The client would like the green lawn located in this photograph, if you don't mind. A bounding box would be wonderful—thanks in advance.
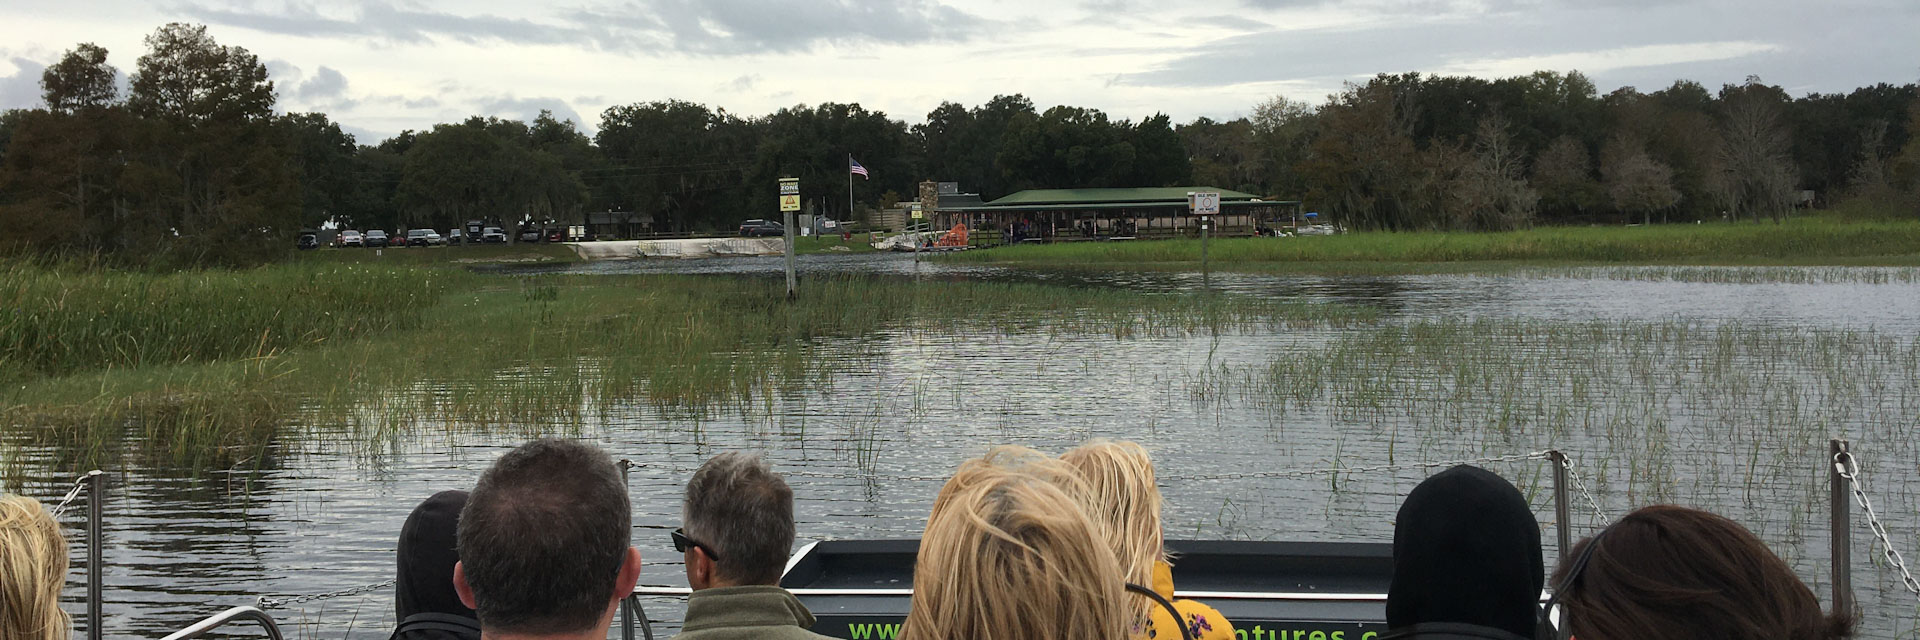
[941,219,1920,267]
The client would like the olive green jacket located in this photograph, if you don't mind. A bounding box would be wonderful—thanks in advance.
[671,585,838,640]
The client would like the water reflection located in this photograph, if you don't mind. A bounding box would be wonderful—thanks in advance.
[490,253,1920,329]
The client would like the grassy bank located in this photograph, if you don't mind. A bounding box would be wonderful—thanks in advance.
[942,219,1920,267]
[1,263,1371,470]
[298,243,581,265]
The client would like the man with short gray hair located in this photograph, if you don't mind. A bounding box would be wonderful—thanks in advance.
[671,452,833,640]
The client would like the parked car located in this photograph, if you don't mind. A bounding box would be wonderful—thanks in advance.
[406,228,443,247]
[739,219,784,237]
[365,229,390,248]
[519,227,544,243]
[445,228,465,245]
[481,227,507,243]
[339,230,364,247]
[546,229,565,243]
[297,232,320,250]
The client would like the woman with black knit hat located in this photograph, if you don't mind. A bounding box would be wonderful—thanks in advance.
[1382,465,1545,640]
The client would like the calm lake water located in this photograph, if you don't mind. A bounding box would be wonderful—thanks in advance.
[15,253,1920,639]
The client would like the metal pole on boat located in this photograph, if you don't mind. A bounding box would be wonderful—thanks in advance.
[1549,451,1570,562]
[617,459,634,640]
[1830,439,1855,617]
[86,470,106,640]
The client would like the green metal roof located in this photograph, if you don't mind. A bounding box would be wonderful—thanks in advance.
[985,187,1261,206]
[939,200,1294,213]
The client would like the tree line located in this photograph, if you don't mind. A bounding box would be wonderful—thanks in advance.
[2,23,1918,266]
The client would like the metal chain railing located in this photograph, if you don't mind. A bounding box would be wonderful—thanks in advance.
[256,579,395,610]
[1156,450,1556,483]
[1833,450,1920,601]
[1560,455,1611,525]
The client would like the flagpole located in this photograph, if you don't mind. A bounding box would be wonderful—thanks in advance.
[847,153,854,224]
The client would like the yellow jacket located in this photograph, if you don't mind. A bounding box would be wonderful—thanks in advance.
[1142,561,1235,640]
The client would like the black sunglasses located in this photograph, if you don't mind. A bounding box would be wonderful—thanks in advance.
[671,528,720,561]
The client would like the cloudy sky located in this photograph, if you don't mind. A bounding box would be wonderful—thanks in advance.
[2,0,1915,143]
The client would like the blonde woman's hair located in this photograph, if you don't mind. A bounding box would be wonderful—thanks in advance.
[900,449,1130,640]
[1,495,69,640]
[1060,439,1167,626]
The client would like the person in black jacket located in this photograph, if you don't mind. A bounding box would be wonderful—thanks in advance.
[390,490,480,640]
[1382,466,1544,640]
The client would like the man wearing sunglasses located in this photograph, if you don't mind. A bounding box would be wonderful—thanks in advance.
[672,452,834,640]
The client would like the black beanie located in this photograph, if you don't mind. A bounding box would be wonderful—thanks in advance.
[396,490,477,622]
[1385,465,1544,638]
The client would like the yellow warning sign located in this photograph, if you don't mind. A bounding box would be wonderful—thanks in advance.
[780,195,801,212]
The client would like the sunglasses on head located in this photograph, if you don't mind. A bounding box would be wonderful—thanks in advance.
[671,527,720,561]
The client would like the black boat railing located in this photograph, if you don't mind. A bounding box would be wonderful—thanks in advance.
[158,606,286,640]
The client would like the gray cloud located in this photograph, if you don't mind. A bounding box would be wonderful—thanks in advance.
[567,0,988,54]
[178,2,579,47]
[299,66,348,100]
[1191,15,1272,31]
[0,57,45,110]
[479,95,590,133]
[177,0,986,55]
[265,59,303,86]
[1126,1,1919,96]
[719,74,760,92]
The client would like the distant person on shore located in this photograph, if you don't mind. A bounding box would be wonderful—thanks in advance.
[899,447,1129,640]
[1061,440,1235,640]
[1549,505,1854,640]
[390,490,479,640]
[1,494,68,640]
[671,452,833,640]
[1381,465,1543,640]
[452,439,641,640]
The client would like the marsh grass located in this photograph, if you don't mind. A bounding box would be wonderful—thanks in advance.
[1211,316,1920,554]
[0,261,458,379]
[1511,265,1920,284]
[943,219,1920,266]
[2,269,1380,469]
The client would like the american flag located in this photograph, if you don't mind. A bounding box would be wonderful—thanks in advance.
[849,157,870,179]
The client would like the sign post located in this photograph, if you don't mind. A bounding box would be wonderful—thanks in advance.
[780,178,801,299]
[1190,191,1219,285]
[911,205,925,261]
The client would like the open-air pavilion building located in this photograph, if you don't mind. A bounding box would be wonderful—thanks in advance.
[927,186,1301,243]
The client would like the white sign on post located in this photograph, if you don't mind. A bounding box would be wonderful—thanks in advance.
[779,178,801,212]
[1190,191,1221,216]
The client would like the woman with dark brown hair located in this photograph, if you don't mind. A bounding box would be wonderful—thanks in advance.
[1550,505,1854,640]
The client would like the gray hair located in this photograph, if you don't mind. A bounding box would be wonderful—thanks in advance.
[459,439,631,633]
[683,452,795,585]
